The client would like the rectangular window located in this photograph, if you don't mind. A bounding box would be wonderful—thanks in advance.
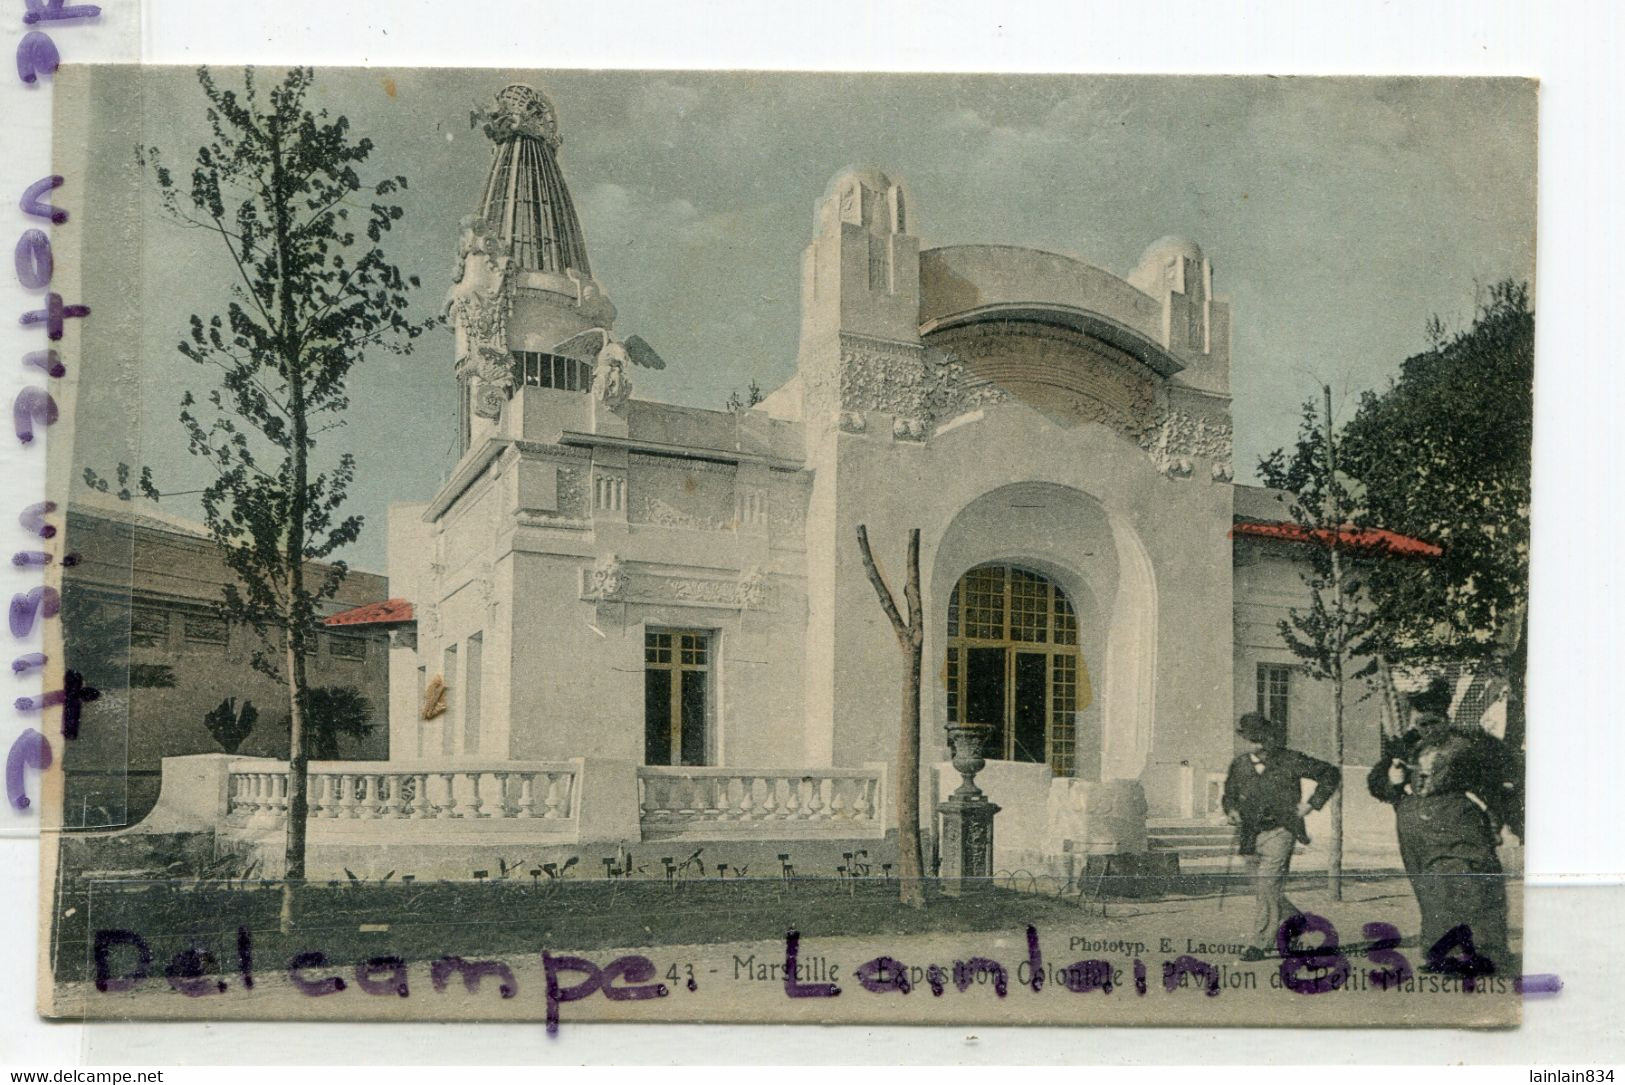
[130,607,169,648]
[183,613,227,645]
[644,629,711,766]
[1257,662,1292,728]
[464,633,483,755]
[328,635,367,661]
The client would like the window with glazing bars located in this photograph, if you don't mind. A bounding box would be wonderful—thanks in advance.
[1256,662,1292,728]
[644,630,711,766]
[512,350,594,391]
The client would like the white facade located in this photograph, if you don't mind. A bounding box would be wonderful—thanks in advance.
[200,83,1399,878]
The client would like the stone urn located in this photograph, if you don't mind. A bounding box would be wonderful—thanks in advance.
[938,722,1000,892]
[945,721,995,803]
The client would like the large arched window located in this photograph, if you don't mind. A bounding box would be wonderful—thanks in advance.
[945,564,1091,776]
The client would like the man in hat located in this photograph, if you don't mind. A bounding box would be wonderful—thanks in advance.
[1368,710,1513,974]
[1222,712,1341,961]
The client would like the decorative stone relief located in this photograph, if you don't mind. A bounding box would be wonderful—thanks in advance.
[580,563,776,610]
[892,416,927,441]
[628,454,736,531]
[588,553,628,601]
[925,322,1156,441]
[1138,393,1234,481]
[446,215,516,391]
[838,334,929,418]
[737,566,770,609]
[473,384,507,420]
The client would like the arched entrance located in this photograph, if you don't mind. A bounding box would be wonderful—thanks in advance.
[945,563,1093,776]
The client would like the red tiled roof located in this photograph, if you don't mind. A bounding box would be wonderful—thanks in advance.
[324,598,414,627]
[1230,521,1442,559]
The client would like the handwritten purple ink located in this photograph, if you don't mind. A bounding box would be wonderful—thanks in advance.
[355,955,409,998]
[92,929,151,992]
[855,956,912,995]
[19,501,56,539]
[23,0,103,24]
[1515,973,1562,996]
[783,931,840,998]
[19,293,88,339]
[430,956,517,999]
[953,957,1009,997]
[15,31,59,85]
[20,177,67,223]
[13,387,57,444]
[287,951,347,996]
[23,350,64,377]
[6,727,50,809]
[14,228,51,289]
[1025,925,1044,993]
[164,946,227,997]
[11,652,46,674]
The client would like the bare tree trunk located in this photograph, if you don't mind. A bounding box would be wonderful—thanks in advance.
[1329,678,1345,901]
[280,635,310,933]
[1324,385,1345,901]
[856,525,926,908]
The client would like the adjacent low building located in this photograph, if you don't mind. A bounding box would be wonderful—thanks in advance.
[62,493,391,828]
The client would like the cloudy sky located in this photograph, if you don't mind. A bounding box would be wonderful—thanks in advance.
[71,67,1535,571]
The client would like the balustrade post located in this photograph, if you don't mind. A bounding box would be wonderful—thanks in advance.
[412,773,434,819]
[436,772,460,818]
[516,773,537,818]
[340,774,361,818]
[468,772,489,818]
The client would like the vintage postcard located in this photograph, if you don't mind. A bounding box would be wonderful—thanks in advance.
[34,66,1535,1029]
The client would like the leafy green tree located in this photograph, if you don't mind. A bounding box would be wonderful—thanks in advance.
[117,67,429,928]
[1258,389,1380,900]
[1340,281,1533,751]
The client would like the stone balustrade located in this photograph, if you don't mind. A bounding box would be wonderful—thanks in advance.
[637,765,887,840]
[227,761,578,825]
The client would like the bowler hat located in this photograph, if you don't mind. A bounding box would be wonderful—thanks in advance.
[1236,712,1278,742]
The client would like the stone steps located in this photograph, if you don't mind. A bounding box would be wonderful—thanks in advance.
[1146,819,1238,871]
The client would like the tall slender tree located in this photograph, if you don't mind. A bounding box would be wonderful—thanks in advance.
[856,525,927,908]
[127,67,429,928]
[1258,389,1378,900]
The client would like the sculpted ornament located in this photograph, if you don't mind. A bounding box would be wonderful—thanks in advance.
[737,566,771,609]
[892,416,927,441]
[446,215,516,390]
[589,553,628,600]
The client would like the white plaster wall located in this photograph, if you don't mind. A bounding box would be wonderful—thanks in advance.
[802,399,1236,819]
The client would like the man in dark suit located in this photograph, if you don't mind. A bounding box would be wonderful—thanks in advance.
[1368,711,1513,973]
[1222,712,1341,961]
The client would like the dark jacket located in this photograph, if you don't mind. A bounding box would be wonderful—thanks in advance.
[1222,747,1341,855]
[1368,726,1519,839]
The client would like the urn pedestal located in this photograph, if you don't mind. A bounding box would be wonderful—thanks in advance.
[937,722,1000,896]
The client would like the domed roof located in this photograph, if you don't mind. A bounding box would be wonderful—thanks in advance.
[823,165,895,199]
[1139,235,1204,265]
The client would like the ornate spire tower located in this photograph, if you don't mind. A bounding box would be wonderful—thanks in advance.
[446,83,615,451]
[477,84,593,277]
